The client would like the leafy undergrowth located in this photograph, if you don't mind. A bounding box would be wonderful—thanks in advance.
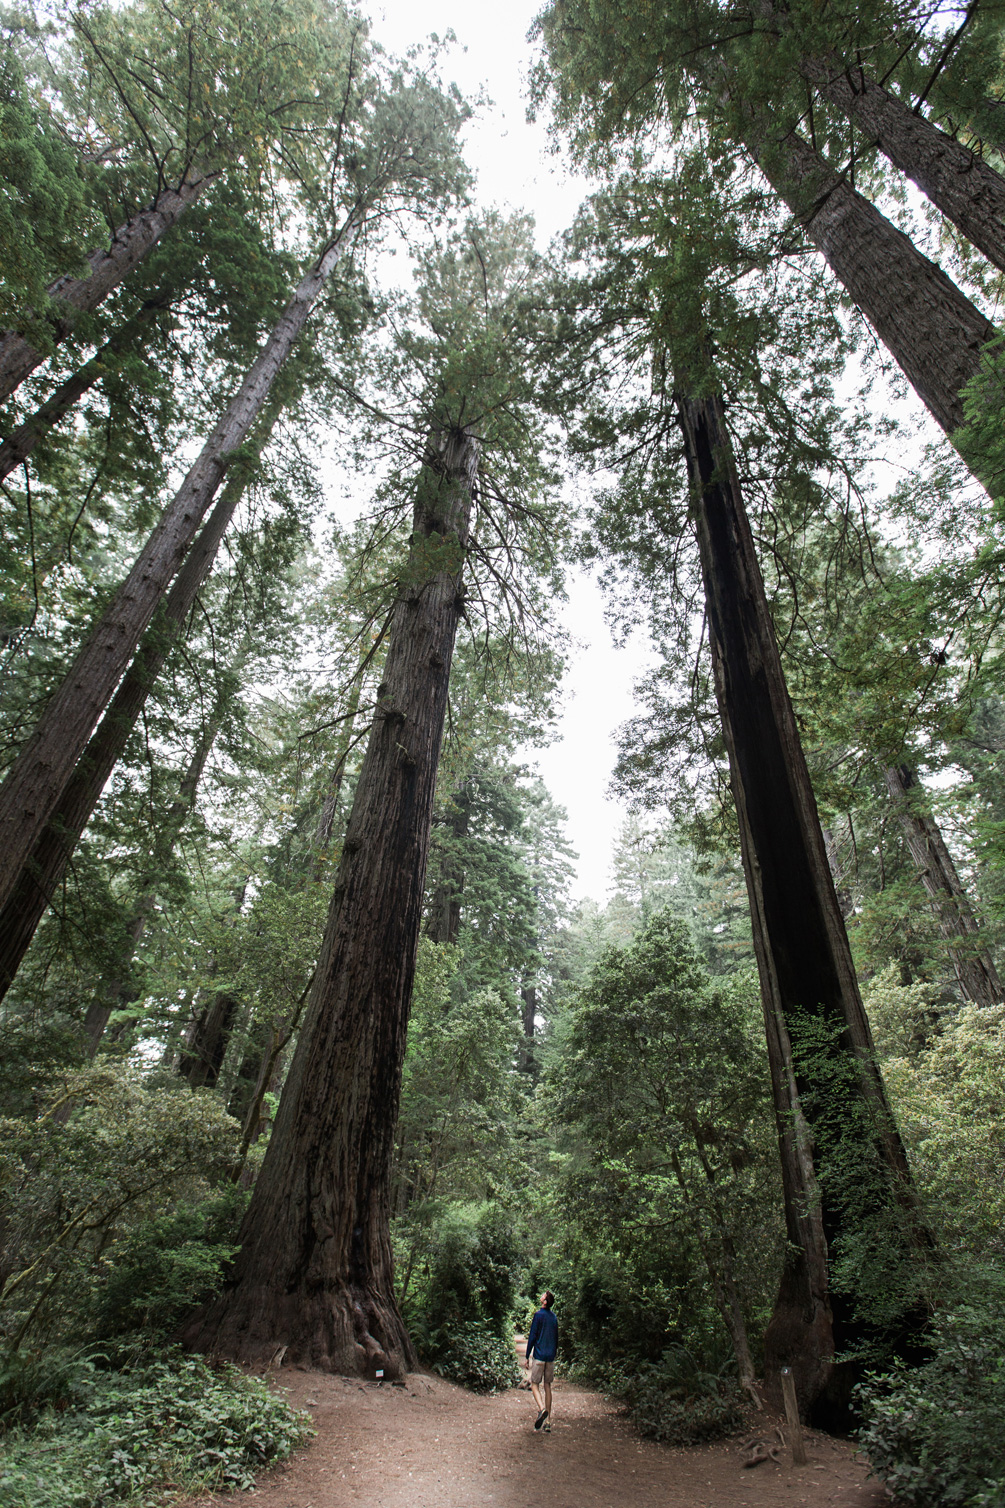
[581,1346,746,1446]
[0,1351,313,1508]
[856,1301,1005,1508]
[431,1320,522,1394]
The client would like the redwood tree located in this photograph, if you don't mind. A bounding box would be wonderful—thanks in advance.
[676,378,926,1420]
[183,212,561,1374]
[183,423,479,1373]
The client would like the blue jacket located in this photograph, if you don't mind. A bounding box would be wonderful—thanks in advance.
[526,1306,558,1362]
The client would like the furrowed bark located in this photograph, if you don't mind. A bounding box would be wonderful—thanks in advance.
[0,296,171,482]
[182,424,478,1378]
[0,229,353,917]
[801,60,1005,274]
[741,119,994,438]
[676,383,925,1423]
[0,469,249,1008]
[886,762,1003,1006]
[0,177,212,403]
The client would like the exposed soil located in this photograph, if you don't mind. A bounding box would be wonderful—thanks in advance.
[189,1339,889,1508]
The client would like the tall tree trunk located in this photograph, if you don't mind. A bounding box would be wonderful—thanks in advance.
[0,176,213,403]
[426,782,471,944]
[229,973,314,1184]
[0,227,353,916]
[178,992,241,1088]
[676,383,926,1423]
[800,59,1005,274]
[182,424,478,1377]
[519,981,537,1076]
[822,824,854,919]
[885,762,1003,1005]
[312,680,363,873]
[0,295,172,482]
[739,115,994,439]
[0,453,259,1006]
[82,696,229,1054]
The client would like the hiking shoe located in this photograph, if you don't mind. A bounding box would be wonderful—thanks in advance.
[542,1420,552,1432]
[534,1409,548,1430]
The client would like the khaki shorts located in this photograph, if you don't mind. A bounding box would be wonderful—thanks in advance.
[530,1358,554,1385]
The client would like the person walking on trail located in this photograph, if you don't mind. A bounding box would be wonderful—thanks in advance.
[525,1290,558,1432]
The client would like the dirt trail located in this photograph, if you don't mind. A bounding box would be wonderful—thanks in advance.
[190,1339,888,1508]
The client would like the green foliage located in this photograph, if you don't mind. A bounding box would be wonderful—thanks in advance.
[552,911,781,1372]
[0,1063,239,1346]
[0,1352,313,1506]
[433,1320,521,1395]
[857,1299,1005,1508]
[91,1189,247,1340]
[401,1202,524,1393]
[599,1348,745,1446]
[878,1001,1005,1259]
[0,42,90,337]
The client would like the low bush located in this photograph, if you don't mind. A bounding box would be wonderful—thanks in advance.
[592,1346,745,1447]
[857,1302,1005,1508]
[433,1320,521,1394]
[0,1351,312,1507]
[91,1190,247,1340]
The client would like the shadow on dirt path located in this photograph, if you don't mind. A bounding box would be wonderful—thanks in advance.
[188,1346,889,1508]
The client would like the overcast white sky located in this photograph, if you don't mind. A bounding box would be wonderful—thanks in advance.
[352,0,651,902]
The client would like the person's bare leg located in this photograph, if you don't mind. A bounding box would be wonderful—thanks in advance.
[531,1377,545,1412]
[544,1379,552,1417]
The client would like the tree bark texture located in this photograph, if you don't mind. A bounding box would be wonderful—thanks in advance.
[801,60,1005,274]
[181,425,478,1377]
[0,177,212,404]
[0,470,246,1006]
[677,385,923,1422]
[885,763,1003,1006]
[0,232,350,918]
[0,296,171,482]
[741,117,993,438]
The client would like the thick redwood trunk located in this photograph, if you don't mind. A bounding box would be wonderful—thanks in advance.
[181,425,478,1377]
[0,232,351,916]
[677,385,924,1422]
[0,296,171,482]
[0,467,248,1006]
[885,763,1003,1005]
[0,177,211,403]
[740,117,993,438]
[801,60,1005,274]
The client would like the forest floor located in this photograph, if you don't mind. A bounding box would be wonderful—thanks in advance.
[187,1339,890,1508]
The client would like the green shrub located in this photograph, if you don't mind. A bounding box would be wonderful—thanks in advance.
[857,1303,1005,1508]
[434,1320,521,1393]
[0,1348,102,1429]
[0,1351,312,1507]
[400,1201,525,1392]
[91,1190,247,1340]
[594,1346,745,1446]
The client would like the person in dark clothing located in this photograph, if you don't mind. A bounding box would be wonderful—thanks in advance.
[525,1290,558,1430]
